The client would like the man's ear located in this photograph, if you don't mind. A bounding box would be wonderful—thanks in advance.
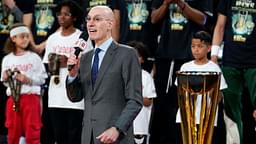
[107,18,114,29]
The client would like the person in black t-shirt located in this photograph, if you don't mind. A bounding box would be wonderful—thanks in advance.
[0,0,26,49]
[19,1,84,144]
[27,0,59,54]
[118,0,159,73]
[19,0,83,55]
[211,0,256,143]
[149,0,210,144]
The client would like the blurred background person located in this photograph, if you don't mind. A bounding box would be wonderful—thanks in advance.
[211,0,256,143]
[128,41,157,144]
[42,1,84,144]
[0,1,32,143]
[118,0,160,73]
[1,23,47,144]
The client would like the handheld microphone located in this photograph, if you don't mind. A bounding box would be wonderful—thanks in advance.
[68,47,83,71]
[68,32,88,71]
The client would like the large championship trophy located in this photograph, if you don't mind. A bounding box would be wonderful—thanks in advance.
[176,71,221,144]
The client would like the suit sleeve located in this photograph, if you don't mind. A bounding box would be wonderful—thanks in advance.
[66,55,85,102]
[114,47,143,134]
[66,75,83,102]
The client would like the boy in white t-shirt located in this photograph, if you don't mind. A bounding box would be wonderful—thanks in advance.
[175,31,227,144]
[128,41,157,144]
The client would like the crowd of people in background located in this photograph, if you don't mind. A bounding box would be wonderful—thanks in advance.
[0,0,255,144]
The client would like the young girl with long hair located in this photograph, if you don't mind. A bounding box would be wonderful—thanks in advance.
[1,23,47,144]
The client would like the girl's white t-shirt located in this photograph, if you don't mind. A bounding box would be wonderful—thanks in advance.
[1,51,47,96]
[175,60,227,126]
[43,29,84,110]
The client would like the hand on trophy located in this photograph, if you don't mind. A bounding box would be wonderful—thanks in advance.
[67,54,80,77]
[59,55,68,68]
[2,70,9,82]
[3,69,31,85]
[15,73,32,85]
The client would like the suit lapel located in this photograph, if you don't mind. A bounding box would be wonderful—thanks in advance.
[85,51,93,71]
[92,41,118,94]
[83,50,94,93]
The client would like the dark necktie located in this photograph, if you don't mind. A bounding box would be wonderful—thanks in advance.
[91,48,101,88]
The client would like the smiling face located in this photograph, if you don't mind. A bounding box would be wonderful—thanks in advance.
[86,6,114,46]
[191,38,210,64]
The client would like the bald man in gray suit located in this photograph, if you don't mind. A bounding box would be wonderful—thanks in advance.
[67,6,143,144]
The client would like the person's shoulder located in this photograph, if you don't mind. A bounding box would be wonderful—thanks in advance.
[116,42,131,49]
[28,50,38,56]
[113,42,137,54]
[207,61,222,71]
[208,61,220,67]
[184,60,194,66]
[142,69,154,81]
[47,31,61,40]
[142,69,152,77]
[27,51,42,59]
[2,53,13,60]
[180,60,194,70]
[117,43,136,52]
[74,29,82,36]
[66,29,82,39]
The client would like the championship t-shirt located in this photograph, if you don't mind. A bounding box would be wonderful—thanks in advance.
[217,0,256,68]
[0,0,32,48]
[119,0,159,58]
[33,0,59,43]
[151,0,210,60]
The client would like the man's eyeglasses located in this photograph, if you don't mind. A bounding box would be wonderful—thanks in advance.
[85,16,109,23]
[56,12,72,17]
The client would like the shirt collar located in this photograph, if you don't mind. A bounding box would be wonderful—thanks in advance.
[95,37,113,52]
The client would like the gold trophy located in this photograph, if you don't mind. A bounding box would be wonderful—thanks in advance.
[48,53,61,85]
[6,68,22,112]
[48,53,68,85]
[176,71,221,144]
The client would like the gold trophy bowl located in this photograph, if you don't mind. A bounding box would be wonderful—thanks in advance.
[176,71,221,144]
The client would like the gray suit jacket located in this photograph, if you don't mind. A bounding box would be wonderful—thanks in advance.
[67,41,143,144]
